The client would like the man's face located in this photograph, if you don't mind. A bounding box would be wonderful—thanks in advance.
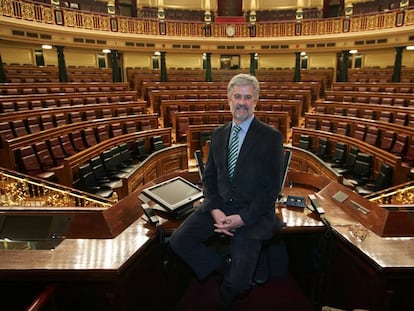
[228,85,257,124]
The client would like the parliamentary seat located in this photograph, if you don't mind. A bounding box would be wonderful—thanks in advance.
[14,145,57,182]
[47,137,66,166]
[390,133,408,157]
[364,126,379,146]
[353,124,366,141]
[26,117,42,134]
[379,130,396,152]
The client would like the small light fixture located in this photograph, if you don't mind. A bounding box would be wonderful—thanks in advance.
[102,49,111,54]
[300,51,306,56]
[42,44,52,50]
[350,49,358,54]
[406,46,414,50]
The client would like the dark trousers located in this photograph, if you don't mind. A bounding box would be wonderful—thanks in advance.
[169,208,262,304]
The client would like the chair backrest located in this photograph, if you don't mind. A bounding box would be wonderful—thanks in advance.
[34,141,55,170]
[364,126,379,146]
[374,163,393,190]
[351,152,373,179]
[298,135,311,150]
[315,138,329,159]
[380,129,395,148]
[331,142,347,164]
[343,146,359,168]
[390,134,408,156]
[151,135,164,151]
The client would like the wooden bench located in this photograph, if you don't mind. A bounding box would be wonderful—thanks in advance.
[0,91,141,112]
[140,81,321,102]
[61,128,173,193]
[0,115,159,170]
[304,113,414,144]
[323,90,414,107]
[0,101,148,125]
[172,110,290,143]
[331,82,414,94]
[148,89,311,116]
[292,127,409,185]
[0,82,130,95]
[314,100,414,124]
[160,98,300,128]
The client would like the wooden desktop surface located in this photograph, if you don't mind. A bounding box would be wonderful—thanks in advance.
[0,170,413,311]
[0,171,412,277]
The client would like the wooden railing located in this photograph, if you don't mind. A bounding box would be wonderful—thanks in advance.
[1,0,413,38]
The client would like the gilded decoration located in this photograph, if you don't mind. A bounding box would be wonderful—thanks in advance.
[42,7,54,24]
[21,3,34,20]
[100,16,110,31]
[118,18,128,32]
[0,0,14,16]
[64,10,76,27]
[405,9,414,25]
[82,14,93,29]
[383,12,396,27]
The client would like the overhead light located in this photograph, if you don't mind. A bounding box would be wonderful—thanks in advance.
[300,51,306,56]
[350,49,358,54]
[406,46,414,50]
[154,51,161,56]
[42,44,52,50]
[102,49,111,53]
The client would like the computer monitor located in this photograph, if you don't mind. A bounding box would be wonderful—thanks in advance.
[141,176,204,218]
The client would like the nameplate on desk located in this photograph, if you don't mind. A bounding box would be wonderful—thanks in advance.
[332,191,349,203]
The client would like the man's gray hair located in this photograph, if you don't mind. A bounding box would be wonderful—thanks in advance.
[227,73,260,100]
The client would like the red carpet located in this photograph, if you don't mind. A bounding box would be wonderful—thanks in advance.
[175,275,315,311]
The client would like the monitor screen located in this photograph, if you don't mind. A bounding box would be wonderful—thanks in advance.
[142,176,204,213]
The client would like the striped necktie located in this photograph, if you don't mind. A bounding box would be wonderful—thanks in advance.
[227,125,241,179]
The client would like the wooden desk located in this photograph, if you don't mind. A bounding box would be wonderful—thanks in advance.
[0,151,413,310]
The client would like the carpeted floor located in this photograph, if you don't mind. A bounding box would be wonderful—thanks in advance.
[175,274,316,311]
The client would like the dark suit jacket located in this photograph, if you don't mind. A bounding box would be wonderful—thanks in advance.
[199,116,284,240]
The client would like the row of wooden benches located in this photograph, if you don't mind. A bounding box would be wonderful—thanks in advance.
[147,88,312,117]
[0,91,141,113]
[140,81,322,101]
[291,127,409,187]
[0,82,130,95]
[0,103,151,146]
[314,101,414,126]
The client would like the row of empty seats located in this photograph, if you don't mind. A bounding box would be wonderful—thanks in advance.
[74,136,164,198]
[306,117,414,165]
[0,107,150,146]
[297,135,394,195]
[314,105,414,127]
[0,82,129,95]
[0,94,139,112]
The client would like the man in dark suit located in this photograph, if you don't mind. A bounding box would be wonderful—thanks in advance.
[169,73,284,310]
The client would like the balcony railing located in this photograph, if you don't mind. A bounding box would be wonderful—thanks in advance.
[1,0,414,38]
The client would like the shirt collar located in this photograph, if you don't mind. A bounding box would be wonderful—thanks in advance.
[232,115,254,133]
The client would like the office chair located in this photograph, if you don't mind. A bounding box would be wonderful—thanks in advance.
[355,162,393,195]
[333,146,359,175]
[298,134,311,151]
[343,152,373,186]
[314,138,330,160]
[329,142,347,168]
